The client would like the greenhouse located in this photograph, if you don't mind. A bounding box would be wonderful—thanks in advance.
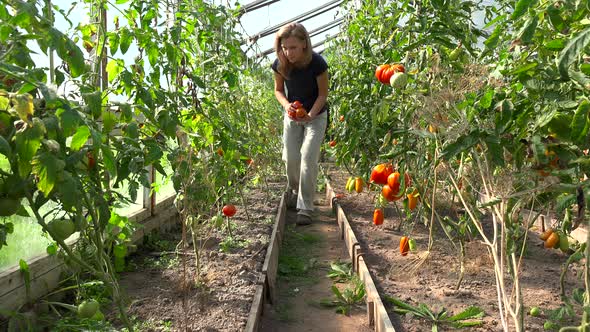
[1,0,590,331]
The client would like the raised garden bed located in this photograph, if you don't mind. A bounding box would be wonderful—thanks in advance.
[326,166,586,332]
[111,180,285,331]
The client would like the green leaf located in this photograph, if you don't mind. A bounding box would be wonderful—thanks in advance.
[569,69,590,89]
[0,135,11,158]
[16,119,45,177]
[147,45,159,67]
[558,27,590,80]
[570,99,590,143]
[108,32,120,55]
[547,3,566,33]
[484,24,502,50]
[448,306,485,321]
[517,14,538,44]
[440,131,480,161]
[478,89,495,109]
[101,145,117,178]
[581,63,590,76]
[57,107,81,136]
[0,95,8,110]
[70,125,90,151]
[106,59,123,83]
[32,152,66,196]
[510,62,538,75]
[57,171,78,211]
[19,258,30,297]
[119,27,132,54]
[511,0,536,20]
[82,91,102,119]
[64,39,86,78]
[119,103,132,122]
[544,39,566,51]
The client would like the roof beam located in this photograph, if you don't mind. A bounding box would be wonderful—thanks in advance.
[243,0,343,44]
[254,31,340,58]
[237,0,281,17]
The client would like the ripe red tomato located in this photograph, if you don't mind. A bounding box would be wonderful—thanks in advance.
[391,63,405,73]
[87,151,96,170]
[387,172,401,193]
[296,108,307,118]
[329,140,337,147]
[339,115,345,122]
[380,67,396,84]
[382,184,403,202]
[370,163,393,185]
[375,64,389,81]
[222,204,237,217]
[292,100,302,109]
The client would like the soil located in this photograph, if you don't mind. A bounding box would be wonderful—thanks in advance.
[259,195,373,332]
[325,165,586,332]
[115,179,285,331]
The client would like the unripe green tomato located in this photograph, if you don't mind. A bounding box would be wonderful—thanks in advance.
[408,238,417,251]
[529,306,540,317]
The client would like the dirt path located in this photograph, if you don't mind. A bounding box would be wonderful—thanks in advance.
[260,194,372,332]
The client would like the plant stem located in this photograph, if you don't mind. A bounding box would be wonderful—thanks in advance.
[455,239,465,290]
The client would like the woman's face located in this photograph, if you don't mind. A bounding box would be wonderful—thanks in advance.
[281,36,306,64]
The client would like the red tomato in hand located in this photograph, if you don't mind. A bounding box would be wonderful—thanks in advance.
[222,204,237,217]
[296,107,307,118]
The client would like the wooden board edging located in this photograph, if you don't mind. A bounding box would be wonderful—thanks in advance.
[325,181,396,332]
[246,192,287,331]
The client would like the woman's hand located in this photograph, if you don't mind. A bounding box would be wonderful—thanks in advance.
[284,103,297,119]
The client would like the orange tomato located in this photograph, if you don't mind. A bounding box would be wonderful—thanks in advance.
[539,229,554,241]
[217,148,224,156]
[544,232,559,249]
[355,177,364,193]
[387,172,401,193]
[373,208,384,225]
[329,140,337,147]
[370,163,394,185]
[296,107,307,118]
[400,236,410,256]
[407,192,419,210]
[391,63,405,73]
[339,115,345,122]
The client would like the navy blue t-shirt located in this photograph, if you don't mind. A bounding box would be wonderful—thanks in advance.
[271,52,328,114]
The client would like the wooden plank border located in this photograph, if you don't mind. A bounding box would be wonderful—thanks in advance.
[246,192,287,331]
[326,182,396,332]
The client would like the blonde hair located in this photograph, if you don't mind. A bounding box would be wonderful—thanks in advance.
[274,22,313,78]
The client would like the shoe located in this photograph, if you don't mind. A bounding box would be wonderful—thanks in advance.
[285,191,297,210]
[296,214,312,226]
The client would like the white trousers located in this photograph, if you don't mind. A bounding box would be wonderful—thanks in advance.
[282,111,328,215]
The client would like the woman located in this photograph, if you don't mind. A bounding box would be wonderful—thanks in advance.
[271,22,329,225]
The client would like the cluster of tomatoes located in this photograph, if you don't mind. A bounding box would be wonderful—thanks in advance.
[374,63,408,89]
[539,228,570,253]
[287,100,307,119]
